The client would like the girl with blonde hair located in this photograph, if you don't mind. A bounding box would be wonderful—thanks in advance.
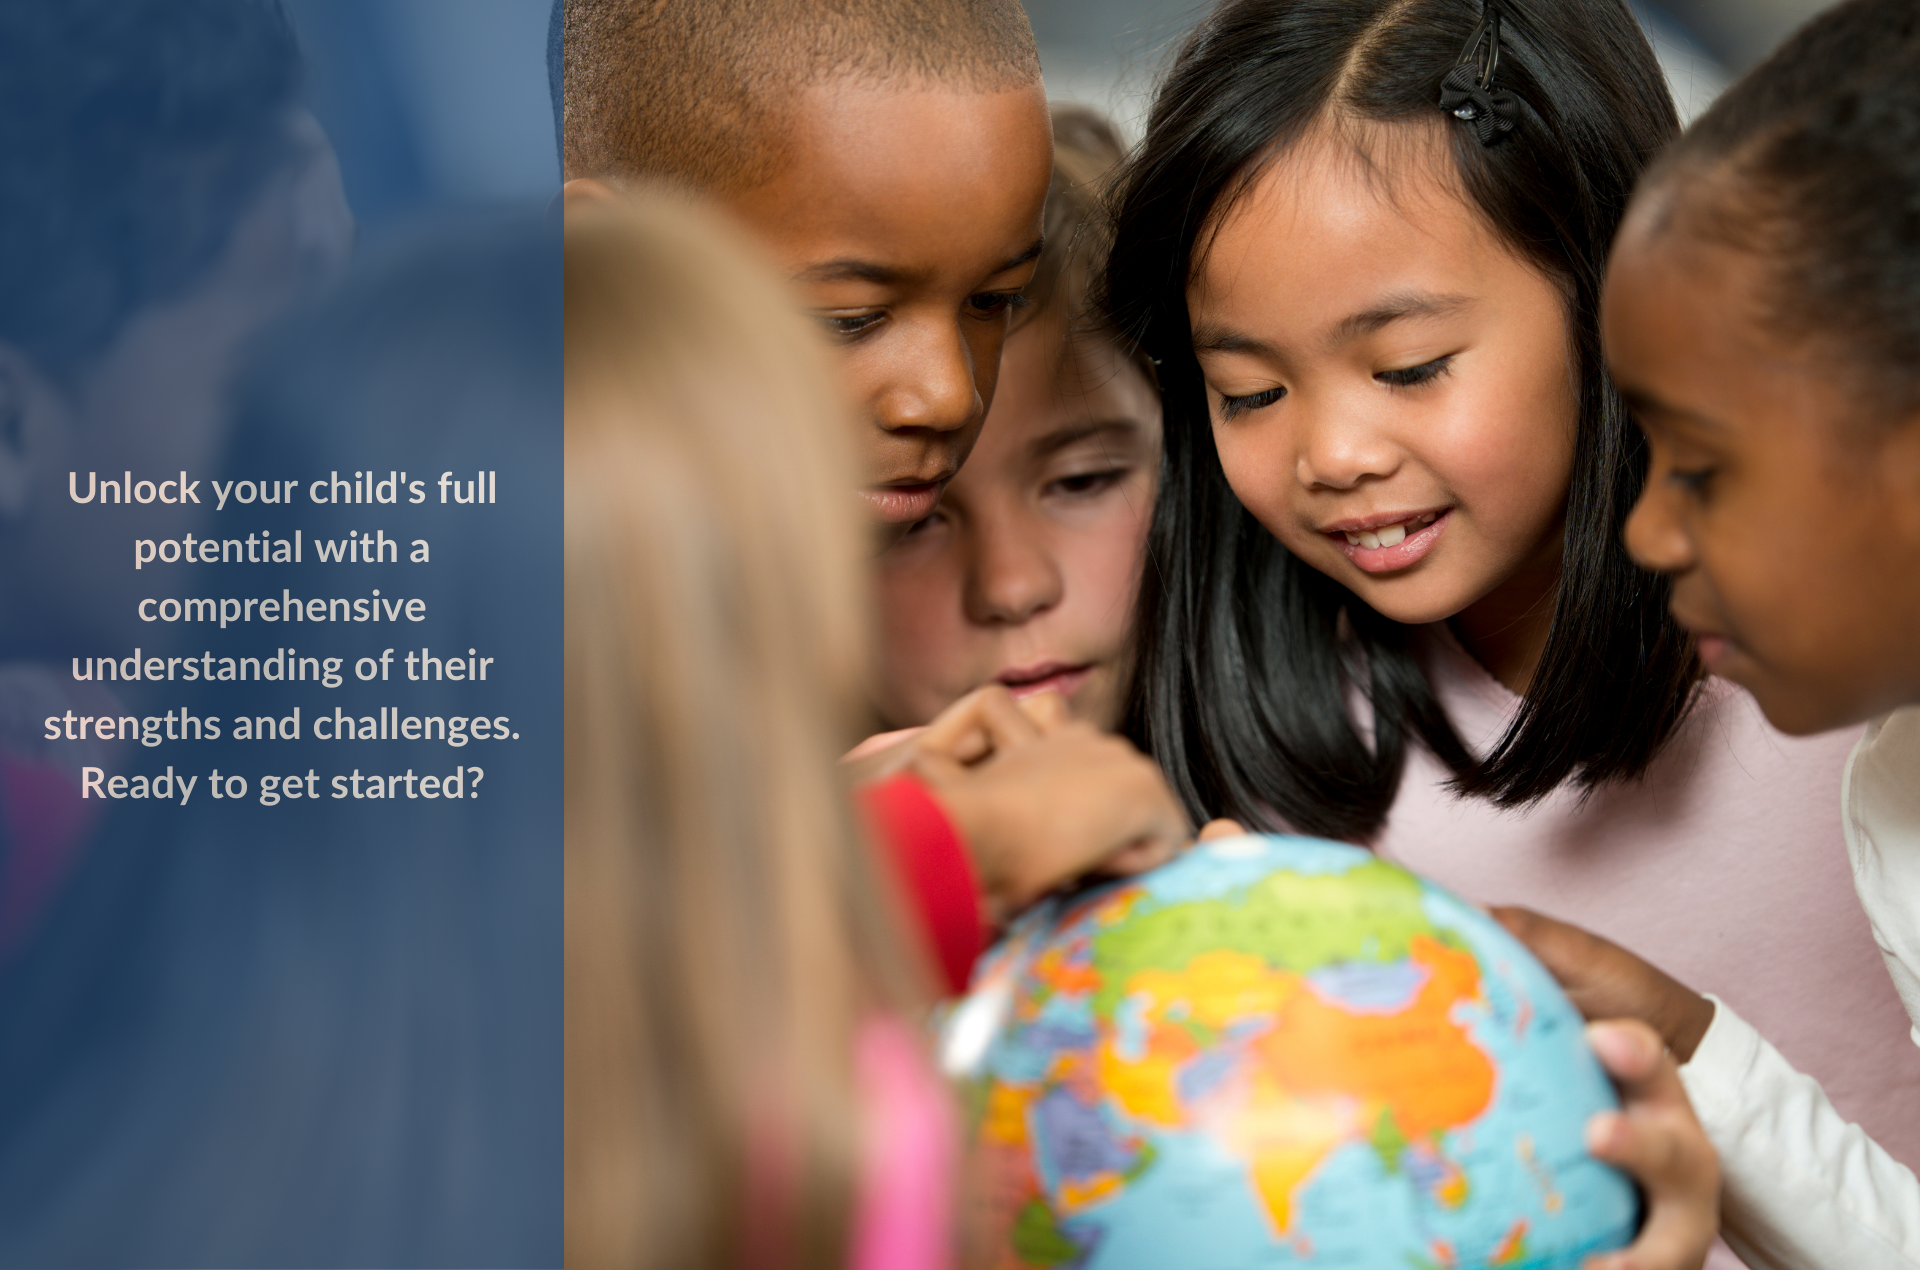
[566,197,951,1270]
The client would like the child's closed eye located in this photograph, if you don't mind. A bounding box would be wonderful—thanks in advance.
[1668,466,1716,498]
[1375,354,1455,389]
[817,310,885,341]
[1217,386,1285,420]
[966,291,1030,318]
[1046,467,1129,499]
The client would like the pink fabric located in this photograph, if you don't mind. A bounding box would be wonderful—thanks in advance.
[1373,628,1920,1270]
[0,750,99,959]
[849,1018,956,1270]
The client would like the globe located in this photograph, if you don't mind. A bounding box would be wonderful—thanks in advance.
[948,834,1639,1270]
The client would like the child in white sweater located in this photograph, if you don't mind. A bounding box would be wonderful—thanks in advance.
[1498,1,1920,1265]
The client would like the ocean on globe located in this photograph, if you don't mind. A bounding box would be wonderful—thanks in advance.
[945,834,1639,1270]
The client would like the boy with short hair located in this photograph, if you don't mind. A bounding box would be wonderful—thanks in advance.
[558,0,1190,984]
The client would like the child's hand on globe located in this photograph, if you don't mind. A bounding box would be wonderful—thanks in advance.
[1491,908,1720,1270]
[1491,907,1716,1062]
[1580,1019,1721,1270]
[896,684,1191,923]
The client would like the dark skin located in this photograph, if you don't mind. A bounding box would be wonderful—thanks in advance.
[1611,187,1920,736]
[568,78,1191,921]
[571,80,1054,535]
[1502,178,1920,1090]
[729,81,1054,533]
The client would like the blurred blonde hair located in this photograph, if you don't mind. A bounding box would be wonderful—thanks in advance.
[1018,103,1131,327]
[565,196,926,1270]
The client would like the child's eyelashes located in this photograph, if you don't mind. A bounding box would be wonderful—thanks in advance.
[967,290,1030,318]
[1668,466,1717,498]
[817,310,885,341]
[1046,467,1129,499]
[1217,386,1285,420]
[1213,355,1453,419]
[1375,354,1455,389]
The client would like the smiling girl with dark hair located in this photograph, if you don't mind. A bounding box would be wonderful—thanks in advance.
[1100,3,1920,1262]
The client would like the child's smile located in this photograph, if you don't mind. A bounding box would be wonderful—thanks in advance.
[1327,507,1450,572]
[1186,124,1578,691]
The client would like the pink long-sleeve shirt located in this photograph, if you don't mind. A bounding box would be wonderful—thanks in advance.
[1372,628,1920,1270]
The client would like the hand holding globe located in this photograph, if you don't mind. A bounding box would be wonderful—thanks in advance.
[947,834,1717,1270]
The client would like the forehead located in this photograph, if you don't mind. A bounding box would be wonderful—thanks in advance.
[730,79,1052,268]
[1190,123,1506,318]
[961,316,1159,464]
[1604,223,1879,454]
[1605,219,1785,404]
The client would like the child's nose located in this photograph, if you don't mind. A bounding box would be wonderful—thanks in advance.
[1623,483,1695,575]
[964,516,1063,625]
[1291,400,1400,491]
[874,323,981,435]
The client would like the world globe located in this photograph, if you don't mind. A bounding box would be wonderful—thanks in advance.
[946,834,1639,1270]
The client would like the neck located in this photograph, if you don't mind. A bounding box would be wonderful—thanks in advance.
[1448,523,1565,696]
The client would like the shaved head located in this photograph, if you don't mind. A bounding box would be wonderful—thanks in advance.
[563,0,1042,192]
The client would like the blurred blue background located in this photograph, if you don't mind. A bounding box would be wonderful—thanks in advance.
[300,0,1830,225]
[284,0,558,234]
[1023,0,1830,136]
[0,2,560,1263]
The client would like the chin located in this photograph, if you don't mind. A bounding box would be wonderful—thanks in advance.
[1736,674,1876,739]
[1345,581,1471,629]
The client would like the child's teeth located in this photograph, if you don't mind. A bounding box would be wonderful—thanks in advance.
[1358,530,1381,549]
[1344,532,1361,545]
[1377,524,1407,547]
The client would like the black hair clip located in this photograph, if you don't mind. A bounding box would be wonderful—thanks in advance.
[1438,2,1518,145]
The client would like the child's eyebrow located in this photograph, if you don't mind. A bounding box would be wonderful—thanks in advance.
[794,258,906,285]
[1191,324,1275,357]
[1028,419,1142,459]
[1325,291,1473,347]
[1191,291,1471,359]
[1619,385,1722,434]
[996,238,1046,275]
[791,238,1043,288]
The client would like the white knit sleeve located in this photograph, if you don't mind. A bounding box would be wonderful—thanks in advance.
[1680,996,1920,1270]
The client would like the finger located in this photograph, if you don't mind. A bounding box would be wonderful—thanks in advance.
[1494,905,1610,994]
[1492,905,1582,964]
[1098,835,1184,877]
[917,684,1040,764]
[1014,687,1072,734]
[1588,1019,1664,1086]
[841,728,925,786]
[1583,1107,1717,1270]
[844,727,924,764]
[1197,818,1247,842]
[1583,1021,1718,1270]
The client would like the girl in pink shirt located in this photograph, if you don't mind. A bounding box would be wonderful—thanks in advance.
[1099,1,1917,1264]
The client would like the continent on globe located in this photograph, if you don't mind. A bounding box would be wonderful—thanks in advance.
[957,835,1638,1270]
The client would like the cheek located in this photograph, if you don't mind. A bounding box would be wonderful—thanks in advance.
[1213,423,1308,547]
[1434,369,1577,546]
[1712,499,1870,664]
[966,319,1009,402]
[832,339,888,417]
[875,557,960,657]
[1055,516,1150,647]
[872,552,984,721]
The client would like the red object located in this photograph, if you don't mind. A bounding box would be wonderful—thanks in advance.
[858,774,985,996]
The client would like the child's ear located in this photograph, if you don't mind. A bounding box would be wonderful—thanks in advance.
[0,344,69,526]
[563,177,622,210]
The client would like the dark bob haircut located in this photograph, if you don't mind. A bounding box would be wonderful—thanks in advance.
[1101,0,1699,841]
